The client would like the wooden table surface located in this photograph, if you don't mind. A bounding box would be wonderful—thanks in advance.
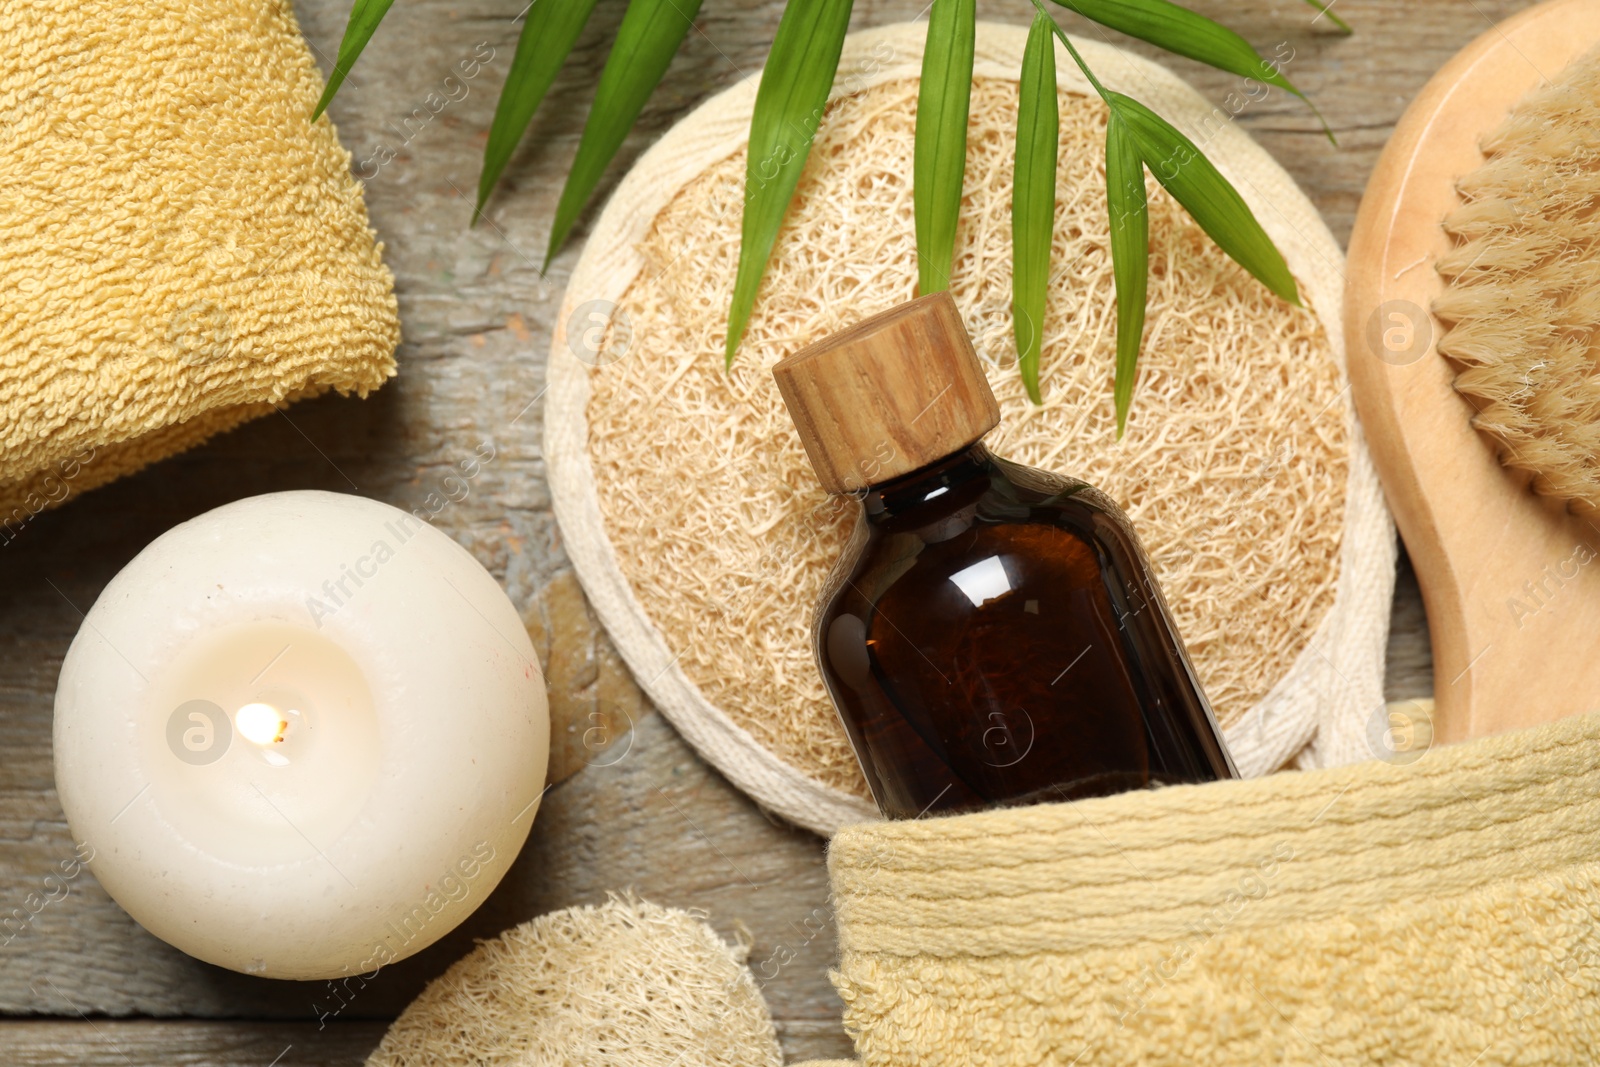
[0,0,1509,1061]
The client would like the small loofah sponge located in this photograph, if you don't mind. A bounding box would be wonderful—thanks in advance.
[0,0,399,521]
[1436,44,1600,512]
[366,896,782,1067]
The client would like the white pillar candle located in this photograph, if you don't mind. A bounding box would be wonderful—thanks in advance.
[53,491,549,980]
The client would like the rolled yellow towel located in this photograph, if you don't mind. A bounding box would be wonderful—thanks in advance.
[829,708,1600,1065]
[0,0,398,526]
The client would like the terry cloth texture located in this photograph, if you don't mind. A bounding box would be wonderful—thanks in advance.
[0,0,399,521]
[828,708,1600,1066]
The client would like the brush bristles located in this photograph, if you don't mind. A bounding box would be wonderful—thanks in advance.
[1436,46,1600,513]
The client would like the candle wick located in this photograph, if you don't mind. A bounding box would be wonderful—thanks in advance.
[236,702,291,746]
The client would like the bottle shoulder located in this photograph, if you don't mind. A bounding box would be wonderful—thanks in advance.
[982,452,1127,521]
[862,450,1135,548]
[822,453,1149,626]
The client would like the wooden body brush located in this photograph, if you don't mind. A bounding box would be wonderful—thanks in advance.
[1347,0,1600,745]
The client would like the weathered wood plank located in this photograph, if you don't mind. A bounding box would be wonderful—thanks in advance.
[0,1017,861,1066]
[0,1020,387,1066]
[1386,553,1435,701]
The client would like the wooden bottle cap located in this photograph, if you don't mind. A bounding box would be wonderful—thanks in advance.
[772,292,1000,494]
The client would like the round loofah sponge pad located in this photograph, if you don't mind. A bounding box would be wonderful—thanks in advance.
[547,23,1395,833]
[365,896,782,1067]
[1436,44,1600,513]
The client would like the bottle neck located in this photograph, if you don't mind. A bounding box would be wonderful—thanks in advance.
[863,443,992,522]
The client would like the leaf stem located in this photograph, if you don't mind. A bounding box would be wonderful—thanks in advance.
[1025,0,1110,102]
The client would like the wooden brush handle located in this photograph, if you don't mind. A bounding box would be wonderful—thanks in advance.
[1346,0,1600,744]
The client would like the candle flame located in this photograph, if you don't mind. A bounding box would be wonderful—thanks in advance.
[236,702,289,746]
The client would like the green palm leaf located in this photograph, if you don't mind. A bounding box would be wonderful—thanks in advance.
[1051,0,1333,141]
[545,0,705,268]
[477,0,604,219]
[915,0,976,294]
[1109,91,1299,307]
[1105,112,1148,436]
[724,0,854,366]
[1052,0,1298,95]
[1012,10,1058,405]
[312,0,397,120]
[316,0,1335,425]
[1028,0,1300,420]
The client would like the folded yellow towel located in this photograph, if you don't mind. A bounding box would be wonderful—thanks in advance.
[829,709,1600,1065]
[0,0,398,524]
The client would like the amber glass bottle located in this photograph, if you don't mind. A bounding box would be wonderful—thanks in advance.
[773,292,1235,819]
